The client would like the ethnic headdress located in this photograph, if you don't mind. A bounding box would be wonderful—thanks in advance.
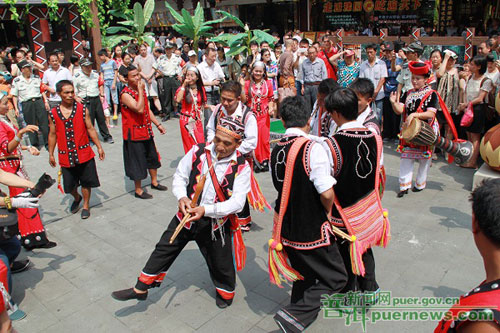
[217,116,245,140]
[408,61,430,75]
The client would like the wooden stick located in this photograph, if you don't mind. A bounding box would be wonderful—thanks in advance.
[269,138,282,144]
[330,224,355,242]
[169,153,220,244]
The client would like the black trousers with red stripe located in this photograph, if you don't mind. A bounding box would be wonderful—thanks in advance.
[135,215,236,299]
[274,243,348,332]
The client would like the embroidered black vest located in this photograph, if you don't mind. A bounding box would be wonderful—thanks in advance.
[270,136,331,249]
[185,143,247,226]
[362,110,381,136]
[327,129,378,221]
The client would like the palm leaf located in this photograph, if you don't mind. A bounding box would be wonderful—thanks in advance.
[215,10,244,28]
[117,20,136,26]
[164,1,184,23]
[226,45,248,57]
[109,9,130,20]
[193,2,203,32]
[204,17,227,26]
[143,0,155,27]
[253,29,276,46]
[106,26,132,34]
[133,2,144,30]
[172,24,195,39]
[181,8,195,30]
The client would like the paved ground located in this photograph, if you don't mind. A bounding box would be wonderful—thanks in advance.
[11,117,482,333]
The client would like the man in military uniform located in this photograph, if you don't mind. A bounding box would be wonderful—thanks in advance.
[73,58,114,144]
[153,42,182,121]
[11,59,49,149]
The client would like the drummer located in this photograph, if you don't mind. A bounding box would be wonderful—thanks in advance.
[389,62,439,198]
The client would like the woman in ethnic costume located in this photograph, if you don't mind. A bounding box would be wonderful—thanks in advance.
[175,66,206,153]
[0,93,56,249]
[390,62,439,198]
[240,61,275,172]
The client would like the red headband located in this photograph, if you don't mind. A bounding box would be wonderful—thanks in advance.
[408,61,430,75]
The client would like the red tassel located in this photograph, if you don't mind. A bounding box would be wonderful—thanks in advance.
[57,169,64,194]
[57,184,64,194]
[232,228,246,271]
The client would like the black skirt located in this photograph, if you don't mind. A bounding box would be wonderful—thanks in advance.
[467,104,486,134]
[123,138,161,181]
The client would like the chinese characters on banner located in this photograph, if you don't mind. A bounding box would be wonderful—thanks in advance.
[323,0,422,13]
[438,0,453,33]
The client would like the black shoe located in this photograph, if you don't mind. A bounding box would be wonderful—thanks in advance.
[135,191,153,199]
[173,113,180,119]
[111,288,148,301]
[70,195,82,214]
[253,165,261,173]
[161,115,170,122]
[397,189,408,198]
[215,293,233,309]
[261,160,269,172]
[11,259,30,274]
[412,187,423,193]
[105,137,114,144]
[38,241,57,249]
[81,209,90,219]
[151,183,168,191]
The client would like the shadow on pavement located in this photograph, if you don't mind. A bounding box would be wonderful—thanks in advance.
[429,206,471,230]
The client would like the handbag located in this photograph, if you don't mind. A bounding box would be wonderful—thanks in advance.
[460,102,474,127]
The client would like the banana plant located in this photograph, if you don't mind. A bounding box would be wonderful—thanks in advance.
[103,0,155,48]
[164,2,227,53]
[210,10,275,57]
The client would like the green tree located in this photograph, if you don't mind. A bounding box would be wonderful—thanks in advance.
[164,2,226,53]
[103,0,155,48]
[210,11,275,57]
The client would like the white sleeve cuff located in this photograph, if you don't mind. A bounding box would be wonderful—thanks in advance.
[204,204,215,217]
[315,177,336,194]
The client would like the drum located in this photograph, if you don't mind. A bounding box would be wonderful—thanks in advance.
[401,118,437,147]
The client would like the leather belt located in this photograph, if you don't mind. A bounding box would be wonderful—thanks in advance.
[304,81,321,86]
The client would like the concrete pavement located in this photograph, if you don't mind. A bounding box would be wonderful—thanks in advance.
[11,117,481,332]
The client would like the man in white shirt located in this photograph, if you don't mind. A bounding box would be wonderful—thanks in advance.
[198,47,225,126]
[359,44,388,124]
[42,52,72,110]
[270,96,341,333]
[112,118,251,309]
[134,43,163,115]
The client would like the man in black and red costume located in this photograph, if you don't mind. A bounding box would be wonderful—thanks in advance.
[323,88,388,305]
[120,65,167,199]
[48,80,105,219]
[206,80,258,231]
[434,179,500,332]
[111,117,251,309]
[269,96,346,332]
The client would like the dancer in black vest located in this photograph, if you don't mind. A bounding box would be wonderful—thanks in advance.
[206,81,260,231]
[324,88,387,300]
[111,117,251,309]
[270,96,347,332]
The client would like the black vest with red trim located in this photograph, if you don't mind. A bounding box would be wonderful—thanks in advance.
[49,102,94,168]
[182,143,247,226]
[326,129,377,222]
[120,86,153,141]
[434,279,500,332]
[270,136,331,249]
[362,110,381,136]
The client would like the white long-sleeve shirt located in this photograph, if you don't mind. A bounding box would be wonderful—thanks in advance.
[206,102,258,155]
[172,143,251,219]
[278,128,336,194]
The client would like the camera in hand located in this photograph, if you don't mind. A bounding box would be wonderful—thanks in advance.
[25,173,56,197]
